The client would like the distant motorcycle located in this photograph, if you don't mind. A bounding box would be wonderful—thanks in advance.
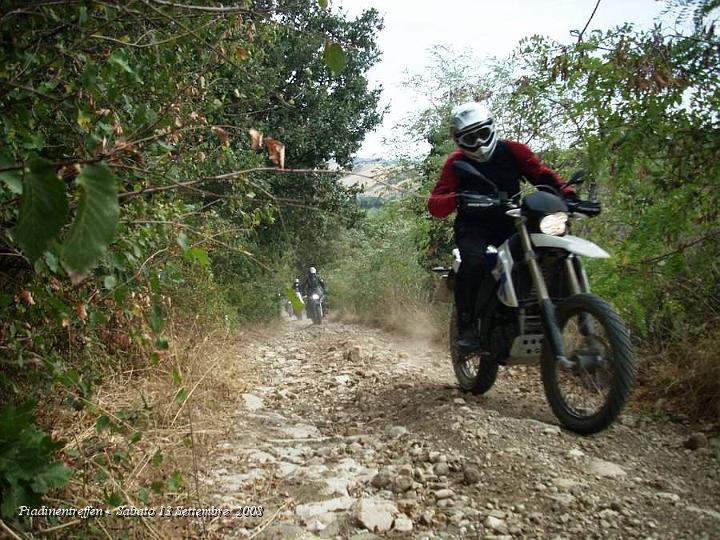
[305,287,325,325]
[284,299,294,318]
[433,162,635,435]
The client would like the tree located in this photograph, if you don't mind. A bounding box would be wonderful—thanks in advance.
[0,1,385,525]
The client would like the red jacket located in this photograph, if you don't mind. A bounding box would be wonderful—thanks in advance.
[428,141,574,219]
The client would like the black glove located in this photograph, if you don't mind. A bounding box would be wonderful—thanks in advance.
[456,191,497,216]
[563,191,580,203]
[566,198,602,217]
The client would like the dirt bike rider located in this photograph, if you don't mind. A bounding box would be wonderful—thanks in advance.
[428,102,597,350]
[301,266,326,298]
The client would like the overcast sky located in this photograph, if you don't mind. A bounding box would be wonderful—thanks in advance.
[337,0,672,158]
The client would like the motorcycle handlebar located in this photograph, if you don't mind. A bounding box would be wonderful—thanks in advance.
[458,191,601,217]
[456,191,514,209]
[566,199,602,217]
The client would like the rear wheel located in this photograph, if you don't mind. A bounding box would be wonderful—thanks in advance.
[450,309,498,394]
[541,293,635,434]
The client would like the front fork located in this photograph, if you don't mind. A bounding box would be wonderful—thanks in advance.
[517,221,572,367]
[566,254,596,337]
[566,254,591,295]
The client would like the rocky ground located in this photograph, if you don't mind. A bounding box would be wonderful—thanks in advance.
[200,319,720,539]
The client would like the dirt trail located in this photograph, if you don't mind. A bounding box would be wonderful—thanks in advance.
[201,319,720,539]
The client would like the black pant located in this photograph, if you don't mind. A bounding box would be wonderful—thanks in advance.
[454,225,514,330]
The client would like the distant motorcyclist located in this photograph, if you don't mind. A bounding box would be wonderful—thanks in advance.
[301,267,326,296]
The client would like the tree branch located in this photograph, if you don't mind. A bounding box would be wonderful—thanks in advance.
[0,80,63,101]
[89,15,219,48]
[137,0,242,71]
[1,1,83,20]
[149,0,254,13]
[620,229,720,270]
[118,165,422,199]
[577,0,602,43]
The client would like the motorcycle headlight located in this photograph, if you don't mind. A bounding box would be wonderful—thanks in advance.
[539,212,568,236]
[311,294,320,300]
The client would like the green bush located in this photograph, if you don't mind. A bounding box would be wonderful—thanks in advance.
[328,201,434,327]
[0,402,72,520]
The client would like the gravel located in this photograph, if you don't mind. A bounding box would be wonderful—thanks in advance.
[203,320,720,539]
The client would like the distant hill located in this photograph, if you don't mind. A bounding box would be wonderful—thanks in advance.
[340,159,418,201]
[351,156,401,168]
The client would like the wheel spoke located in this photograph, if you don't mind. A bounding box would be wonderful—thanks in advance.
[450,309,500,395]
[543,294,635,434]
[555,312,615,418]
[461,353,480,378]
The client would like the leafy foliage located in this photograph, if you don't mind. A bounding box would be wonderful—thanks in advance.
[328,199,432,325]
[0,402,72,519]
[407,2,720,344]
[496,4,720,340]
[324,42,348,75]
[62,163,120,277]
[0,0,383,525]
[12,158,68,262]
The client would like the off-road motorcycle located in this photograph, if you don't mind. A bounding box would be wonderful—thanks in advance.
[306,287,325,325]
[434,161,635,435]
[283,298,294,318]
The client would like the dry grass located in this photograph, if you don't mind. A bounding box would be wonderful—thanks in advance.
[634,330,720,422]
[28,316,281,539]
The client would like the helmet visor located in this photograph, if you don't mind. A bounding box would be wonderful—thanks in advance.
[457,125,493,149]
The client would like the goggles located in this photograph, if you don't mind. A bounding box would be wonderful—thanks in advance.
[456,124,494,149]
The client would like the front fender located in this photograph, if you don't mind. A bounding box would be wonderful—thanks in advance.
[530,234,610,258]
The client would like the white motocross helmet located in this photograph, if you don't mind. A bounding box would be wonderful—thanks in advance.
[309,267,317,274]
[450,102,497,162]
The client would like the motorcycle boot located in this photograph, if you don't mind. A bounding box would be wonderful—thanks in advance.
[457,312,482,350]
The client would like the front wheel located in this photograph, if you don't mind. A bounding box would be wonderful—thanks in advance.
[450,309,498,394]
[541,293,635,435]
[310,302,323,325]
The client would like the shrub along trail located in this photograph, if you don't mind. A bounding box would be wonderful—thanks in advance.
[202,319,720,539]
